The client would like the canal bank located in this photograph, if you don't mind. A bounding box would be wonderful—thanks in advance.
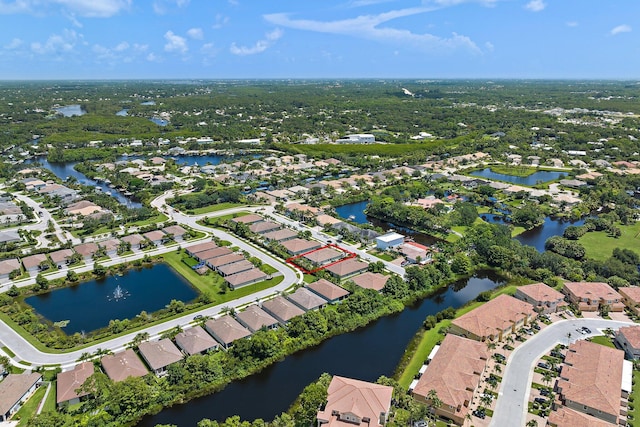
[139,271,505,426]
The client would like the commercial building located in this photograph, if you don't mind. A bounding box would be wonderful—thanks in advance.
[375,232,404,250]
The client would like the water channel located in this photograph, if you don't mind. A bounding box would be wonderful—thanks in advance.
[469,168,567,185]
[334,201,438,246]
[24,264,198,334]
[140,271,504,426]
[54,105,86,117]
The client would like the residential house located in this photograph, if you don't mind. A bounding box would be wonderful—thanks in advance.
[64,200,102,216]
[121,234,145,250]
[73,242,99,261]
[162,225,188,242]
[349,272,389,292]
[56,362,94,406]
[231,214,263,225]
[0,373,42,421]
[101,349,148,382]
[400,242,430,264]
[316,215,343,228]
[317,376,393,427]
[412,334,489,425]
[207,253,245,271]
[449,294,537,342]
[138,339,184,376]
[225,269,268,290]
[204,315,251,349]
[142,230,166,247]
[249,221,281,235]
[185,241,218,257]
[0,231,21,246]
[375,232,405,250]
[514,282,566,314]
[195,247,232,263]
[21,253,49,274]
[281,238,322,256]
[562,282,625,312]
[618,287,640,316]
[325,259,369,280]
[98,238,120,258]
[548,407,614,427]
[302,247,344,267]
[235,305,279,332]
[174,326,219,356]
[306,279,349,304]
[555,340,627,425]
[286,287,327,311]
[262,228,297,243]
[49,249,74,269]
[261,296,305,325]
[615,325,640,360]
[0,258,21,281]
[217,260,254,277]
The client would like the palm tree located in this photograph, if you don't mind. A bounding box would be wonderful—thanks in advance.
[480,394,492,408]
[542,371,553,387]
[426,389,442,425]
[493,364,502,374]
[526,419,538,427]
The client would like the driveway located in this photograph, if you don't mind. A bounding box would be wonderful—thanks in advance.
[490,318,634,427]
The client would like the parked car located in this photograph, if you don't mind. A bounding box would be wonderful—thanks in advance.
[540,388,550,396]
[532,324,541,331]
[193,314,204,320]
[537,362,550,370]
[582,327,592,334]
[534,397,547,404]
[576,328,586,334]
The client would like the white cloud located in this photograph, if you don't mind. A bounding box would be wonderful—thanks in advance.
[164,30,188,54]
[4,38,23,49]
[230,28,283,56]
[566,21,578,27]
[187,28,203,40]
[146,52,160,62]
[153,0,189,14]
[201,42,218,57]
[264,7,481,54]
[0,0,130,17]
[484,41,494,51]
[31,29,80,55]
[114,41,129,51]
[212,13,229,29]
[524,0,545,12]
[611,24,631,35]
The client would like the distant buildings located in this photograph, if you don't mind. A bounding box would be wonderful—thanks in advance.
[335,134,375,144]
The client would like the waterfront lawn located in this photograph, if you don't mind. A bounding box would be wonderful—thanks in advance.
[126,212,168,227]
[488,165,537,177]
[162,250,226,296]
[578,222,640,261]
[367,250,395,262]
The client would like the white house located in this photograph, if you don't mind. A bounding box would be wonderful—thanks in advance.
[375,232,405,250]
[336,134,375,144]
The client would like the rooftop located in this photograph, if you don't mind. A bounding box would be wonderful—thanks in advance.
[205,315,251,345]
[174,326,218,355]
[101,349,148,382]
[138,339,184,371]
[56,362,94,404]
[0,373,42,415]
[306,279,350,301]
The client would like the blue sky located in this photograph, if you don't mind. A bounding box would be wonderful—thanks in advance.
[0,0,637,80]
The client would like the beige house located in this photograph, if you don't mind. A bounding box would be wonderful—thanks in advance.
[204,315,251,349]
[618,287,640,316]
[412,334,488,425]
[138,339,184,376]
[101,349,148,382]
[514,282,566,314]
[317,376,393,427]
[615,325,640,360]
[174,326,218,355]
[555,340,627,425]
[56,362,94,406]
[449,294,536,341]
[562,282,625,312]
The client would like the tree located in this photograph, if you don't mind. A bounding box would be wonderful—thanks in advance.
[66,269,79,282]
[93,263,107,276]
[35,273,49,291]
[129,332,150,348]
[426,389,442,425]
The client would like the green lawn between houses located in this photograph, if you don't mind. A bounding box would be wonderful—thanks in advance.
[578,221,640,261]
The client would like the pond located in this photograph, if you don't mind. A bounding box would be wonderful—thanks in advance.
[481,214,588,252]
[24,157,142,208]
[116,108,129,116]
[150,117,168,126]
[469,168,566,185]
[54,104,86,117]
[335,201,438,246]
[24,264,198,335]
[140,271,504,426]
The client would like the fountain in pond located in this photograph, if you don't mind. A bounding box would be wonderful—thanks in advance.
[108,284,130,301]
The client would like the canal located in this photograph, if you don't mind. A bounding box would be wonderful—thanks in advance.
[140,271,504,426]
[469,168,567,185]
[24,264,199,335]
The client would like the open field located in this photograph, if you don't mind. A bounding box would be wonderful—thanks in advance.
[578,221,640,261]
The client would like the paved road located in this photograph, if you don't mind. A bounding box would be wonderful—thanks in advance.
[0,194,300,368]
[490,318,633,427]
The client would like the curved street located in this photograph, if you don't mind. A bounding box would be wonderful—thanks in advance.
[0,193,301,368]
[490,318,633,427]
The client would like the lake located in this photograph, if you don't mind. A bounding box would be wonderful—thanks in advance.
[140,271,504,426]
[335,201,438,246]
[469,168,566,185]
[24,157,142,208]
[54,104,86,117]
[150,117,168,126]
[24,264,198,334]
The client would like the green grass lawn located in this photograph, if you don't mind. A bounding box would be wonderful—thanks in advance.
[15,383,47,426]
[489,165,538,177]
[42,380,57,413]
[126,212,168,227]
[579,221,640,261]
[191,202,250,215]
[629,371,640,426]
[367,250,395,262]
[162,250,227,295]
[588,335,616,348]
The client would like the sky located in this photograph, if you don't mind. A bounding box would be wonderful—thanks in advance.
[0,0,638,80]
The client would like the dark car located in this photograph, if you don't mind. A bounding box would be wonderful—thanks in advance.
[193,314,204,320]
[582,327,592,334]
[540,389,550,396]
[534,397,547,404]
[532,324,541,331]
[537,362,550,370]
